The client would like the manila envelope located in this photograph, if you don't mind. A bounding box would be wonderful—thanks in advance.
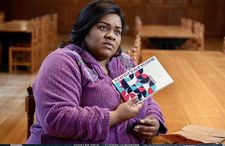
[161,125,225,144]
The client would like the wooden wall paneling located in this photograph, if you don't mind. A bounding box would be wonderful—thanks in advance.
[169,8,185,25]
[188,0,205,7]
[170,0,188,5]
[57,0,78,33]
[115,0,143,8]
[204,0,224,37]
[224,1,225,36]
[0,12,4,23]
[57,0,93,33]
[10,0,34,20]
[0,0,6,11]
[0,0,12,21]
[121,7,135,35]
[148,0,187,6]
[146,0,187,25]
[186,0,204,23]
[149,0,170,5]
[75,0,92,10]
[146,8,171,25]
[186,8,204,22]
[169,0,187,24]
[0,0,224,37]
[33,0,58,17]
[219,0,225,37]
[117,0,188,35]
[115,0,144,35]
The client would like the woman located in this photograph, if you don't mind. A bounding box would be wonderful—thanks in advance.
[27,0,167,144]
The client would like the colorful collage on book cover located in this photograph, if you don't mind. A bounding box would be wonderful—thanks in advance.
[112,56,174,102]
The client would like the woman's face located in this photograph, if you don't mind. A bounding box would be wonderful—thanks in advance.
[85,13,122,61]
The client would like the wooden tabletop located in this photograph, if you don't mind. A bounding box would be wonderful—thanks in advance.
[141,50,225,144]
[141,25,197,38]
[0,20,32,33]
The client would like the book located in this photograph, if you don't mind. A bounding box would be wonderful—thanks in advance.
[112,56,174,102]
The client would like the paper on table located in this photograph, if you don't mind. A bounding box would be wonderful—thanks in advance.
[161,125,225,144]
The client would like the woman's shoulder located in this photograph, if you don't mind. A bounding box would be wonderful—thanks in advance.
[120,52,132,59]
[115,52,136,70]
[47,44,83,63]
[37,45,84,80]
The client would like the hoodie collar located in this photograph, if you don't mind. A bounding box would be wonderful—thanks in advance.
[65,44,119,78]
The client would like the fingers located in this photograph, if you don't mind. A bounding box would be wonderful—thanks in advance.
[127,97,144,108]
[133,117,160,140]
[131,101,144,113]
[127,97,136,106]
[137,125,157,132]
[140,117,158,126]
[133,125,157,139]
[135,101,144,109]
[138,130,155,139]
[133,125,157,133]
[127,96,139,106]
[130,104,143,113]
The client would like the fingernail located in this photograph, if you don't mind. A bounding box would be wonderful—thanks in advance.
[140,119,145,123]
[133,126,140,132]
[135,125,140,129]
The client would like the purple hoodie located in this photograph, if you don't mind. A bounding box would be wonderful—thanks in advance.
[26,44,167,144]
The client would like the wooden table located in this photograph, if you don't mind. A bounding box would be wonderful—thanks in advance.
[140,25,197,50]
[0,20,32,33]
[141,25,196,39]
[0,20,32,72]
[141,50,225,144]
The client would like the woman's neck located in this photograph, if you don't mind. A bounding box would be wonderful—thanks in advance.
[98,60,109,75]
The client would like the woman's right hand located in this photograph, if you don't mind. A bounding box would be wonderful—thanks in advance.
[110,98,143,126]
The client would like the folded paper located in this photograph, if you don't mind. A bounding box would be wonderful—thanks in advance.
[161,125,225,144]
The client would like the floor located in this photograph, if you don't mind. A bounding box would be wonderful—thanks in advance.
[0,73,36,143]
[0,35,224,143]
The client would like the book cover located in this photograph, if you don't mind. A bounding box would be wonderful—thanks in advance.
[112,56,174,102]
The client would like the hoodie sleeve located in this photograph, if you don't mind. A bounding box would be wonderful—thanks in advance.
[145,97,167,134]
[34,50,110,142]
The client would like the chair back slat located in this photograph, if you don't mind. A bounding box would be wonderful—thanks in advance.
[181,17,193,32]
[25,86,35,139]
[134,16,142,35]
[193,21,205,51]
[126,35,142,64]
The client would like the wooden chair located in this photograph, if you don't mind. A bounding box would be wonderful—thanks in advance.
[25,86,35,139]
[127,35,142,65]
[9,18,41,73]
[134,35,142,64]
[179,17,195,50]
[134,16,142,35]
[193,21,205,51]
[181,17,193,32]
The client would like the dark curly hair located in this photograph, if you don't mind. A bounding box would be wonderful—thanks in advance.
[61,0,125,56]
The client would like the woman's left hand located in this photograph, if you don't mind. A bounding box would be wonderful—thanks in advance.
[133,115,160,140]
